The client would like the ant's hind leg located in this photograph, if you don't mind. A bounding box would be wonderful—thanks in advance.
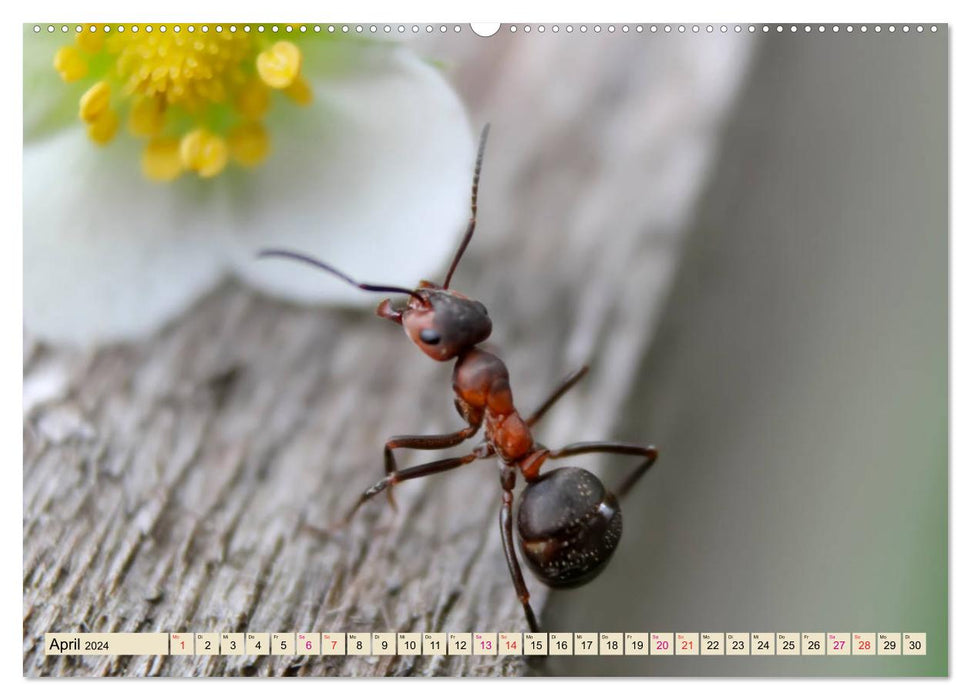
[499,466,541,633]
[526,365,590,427]
[547,441,659,500]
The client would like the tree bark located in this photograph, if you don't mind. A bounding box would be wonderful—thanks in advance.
[23,29,752,676]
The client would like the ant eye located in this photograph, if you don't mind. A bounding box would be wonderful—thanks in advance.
[474,301,488,316]
[420,328,441,345]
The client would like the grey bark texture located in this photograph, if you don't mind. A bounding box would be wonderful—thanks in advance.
[23,30,752,676]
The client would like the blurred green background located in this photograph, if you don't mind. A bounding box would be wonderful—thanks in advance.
[544,30,948,676]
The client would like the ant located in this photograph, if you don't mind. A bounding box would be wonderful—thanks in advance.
[259,125,658,633]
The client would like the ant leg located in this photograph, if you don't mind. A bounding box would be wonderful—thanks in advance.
[499,465,541,633]
[383,425,480,508]
[339,449,486,527]
[526,365,590,427]
[547,441,659,499]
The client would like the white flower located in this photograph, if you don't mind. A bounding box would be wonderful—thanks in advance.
[24,25,474,346]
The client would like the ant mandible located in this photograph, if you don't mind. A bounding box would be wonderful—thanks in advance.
[259,125,658,633]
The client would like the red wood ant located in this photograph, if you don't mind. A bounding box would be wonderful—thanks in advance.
[259,125,658,632]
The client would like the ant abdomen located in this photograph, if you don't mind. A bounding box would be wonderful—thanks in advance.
[516,467,622,588]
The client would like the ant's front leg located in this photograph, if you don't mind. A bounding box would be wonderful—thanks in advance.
[383,422,480,508]
[336,440,495,529]
[498,464,541,633]
[547,441,659,499]
[336,452,476,528]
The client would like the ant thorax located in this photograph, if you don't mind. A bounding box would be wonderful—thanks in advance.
[452,348,535,463]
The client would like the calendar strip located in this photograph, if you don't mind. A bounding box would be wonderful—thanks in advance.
[43,632,927,656]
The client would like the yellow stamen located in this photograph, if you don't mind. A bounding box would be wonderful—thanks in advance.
[256,41,302,89]
[283,74,313,106]
[235,77,271,120]
[76,25,105,54]
[113,33,252,113]
[142,137,184,182]
[180,128,229,178]
[79,80,111,123]
[54,26,315,181]
[179,129,206,168]
[128,97,166,137]
[87,109,119,145]
[54,46,87,82]
[229,122,270,168]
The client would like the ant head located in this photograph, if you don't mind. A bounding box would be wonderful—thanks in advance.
[379,284,492,361]
[260,125,494,362]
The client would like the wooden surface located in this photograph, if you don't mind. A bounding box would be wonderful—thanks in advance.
[23,30,752,676]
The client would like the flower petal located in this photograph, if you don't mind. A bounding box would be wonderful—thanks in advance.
[24,38,474,347]
[23,129,227,346]
[226,44,474,305]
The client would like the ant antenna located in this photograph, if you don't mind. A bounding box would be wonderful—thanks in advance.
[443,123,490,290]
[258,249,425,304]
